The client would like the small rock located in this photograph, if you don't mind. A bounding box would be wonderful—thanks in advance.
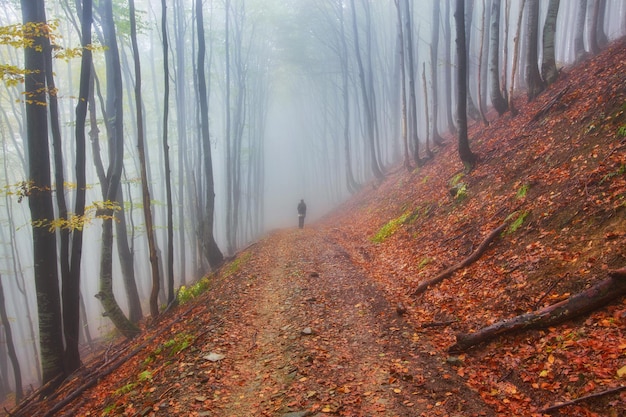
[301,327,314,336]
[396,302,407,315]
[446,355,464,366]
[203,352,225,362]
[309,272,319,278]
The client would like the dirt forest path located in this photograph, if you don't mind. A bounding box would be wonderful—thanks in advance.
[186,227,492,417]
[35,226,496,417]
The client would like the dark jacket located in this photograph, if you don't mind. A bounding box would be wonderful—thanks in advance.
[297,200,307,216]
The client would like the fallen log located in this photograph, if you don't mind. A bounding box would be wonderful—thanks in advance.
[412,223,507,296]
[449,268,626,352]
[538,385,626,414]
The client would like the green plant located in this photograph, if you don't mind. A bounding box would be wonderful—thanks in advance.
[505,210,529,234]
[516,184,529,199]
[417,257,432,269]
[224,252,252,278]
[449,172,465,187]
[177,275,211,304]
[114,382,137,396]
[138,370,153,382]
[600,163,626,184]
[618,125,626,137]
[454,183,468,200]
[102,404,118,415]
[371,210,411,243]
[163,332,194,356]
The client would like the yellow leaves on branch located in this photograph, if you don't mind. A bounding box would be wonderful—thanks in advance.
[32,200,121,232]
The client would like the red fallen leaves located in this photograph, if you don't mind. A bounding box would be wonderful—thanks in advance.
[324,39,626,416]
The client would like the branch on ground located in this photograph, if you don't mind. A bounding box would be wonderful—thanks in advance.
[449,268,626,352]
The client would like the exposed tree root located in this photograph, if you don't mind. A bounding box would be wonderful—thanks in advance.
[411,222,507,296]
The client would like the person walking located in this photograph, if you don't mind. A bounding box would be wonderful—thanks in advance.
[297,199,307,229]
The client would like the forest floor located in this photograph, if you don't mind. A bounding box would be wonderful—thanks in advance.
[8,39,626,417]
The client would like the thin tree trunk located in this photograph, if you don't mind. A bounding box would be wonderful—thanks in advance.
[574,0,587,62]
[161,0,175,304]
[97,0,140,338]
[525,0,545,101]
[393,0,411,171]
[489,0,508,115]
[455,0,476,170]
[21,0,66,388]
[508,0,526,116]
[541,0,560,86]
[403,0,421,166]
[129,0,161,319]
[0,276,22,401]
[196,0,224,269]
[350,0,384,179]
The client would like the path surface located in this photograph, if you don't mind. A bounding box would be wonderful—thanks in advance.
[169,228,491,416]
[40,227,492,417]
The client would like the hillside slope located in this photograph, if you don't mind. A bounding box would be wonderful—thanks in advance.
[324,37,626,415]
[9,38,626,417]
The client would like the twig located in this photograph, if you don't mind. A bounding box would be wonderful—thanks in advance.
[411,222,507,296]
[538,385,626,413]
[533,274,567,310]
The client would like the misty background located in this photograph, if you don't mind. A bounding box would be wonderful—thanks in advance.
[1,0,625,397]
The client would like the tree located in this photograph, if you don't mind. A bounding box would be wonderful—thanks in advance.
[0,276,22,401]
[574,0,587,62]
[160,0,175,305]
[525,0,545,101]
[128,0,161,319]
[394,0,411,170]
[62,0,92,374]
[403,0,421,166]
[488,0,508,115]
[541,0,560,86]
[96,0,141,338]
[508,0,526,116]
[196,0,224,269]
[20,0,66,387]
[350,0,384,179]
[338,0,362,188]
[429,0,445,145]
[455,0,476,170]
[588,0,607,54]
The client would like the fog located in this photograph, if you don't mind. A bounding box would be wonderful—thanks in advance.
[0,0,625,396]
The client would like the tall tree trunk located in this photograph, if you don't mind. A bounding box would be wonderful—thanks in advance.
[525,0,545,101]
[455,0,476,171]
[489,0,508,115]
[541,0,560,86]
[21,0,66,388]
[350,0,384,179]
[443,0,457,135]
[394,0,411,171]
[97,0,140,338]
[129,0,161,319]
[196,0,224,269]
[403,0,421,166]
[0,277,22,402]
[42,2,74,375]
[174,0,187,285]
[574,0,587,62]
[160,0,175,304]
[338,0,361,190]
[61,0,92,374]
[476,0,489,125]
[508,0,526,116]
[422,62,433,159]
[430,0,444,145]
